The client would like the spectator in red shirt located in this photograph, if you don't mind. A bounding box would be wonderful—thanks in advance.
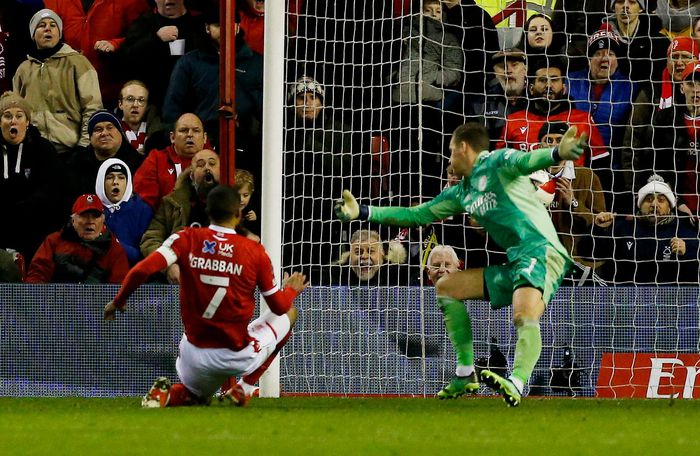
[498,56,609,168]
[44,0,150,108]
[133,113,208,210]
[104,184,309,407]
[27,193,129,284]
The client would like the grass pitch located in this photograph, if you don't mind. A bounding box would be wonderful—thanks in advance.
[0,396,698,455]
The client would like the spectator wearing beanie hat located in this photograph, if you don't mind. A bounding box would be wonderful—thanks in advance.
[66,109,144,200]
[568,26,636,206]
[0,91,67,262]
[27,192,129,284]
[94,158,153,265]
[593,175,700,285]
[42,0,150,109]
[13,8,102,156]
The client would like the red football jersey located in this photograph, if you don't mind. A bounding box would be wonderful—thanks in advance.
[157,225,286,351]
[496,108,610,166]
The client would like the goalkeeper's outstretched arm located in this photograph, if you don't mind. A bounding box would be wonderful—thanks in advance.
[509,126,589,175]
[334,189,464,228]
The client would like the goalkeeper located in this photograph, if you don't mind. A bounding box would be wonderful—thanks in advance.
[334,123,587,407]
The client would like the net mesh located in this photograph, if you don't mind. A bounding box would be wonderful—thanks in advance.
[1,285,698,397]
[279,1,700,398]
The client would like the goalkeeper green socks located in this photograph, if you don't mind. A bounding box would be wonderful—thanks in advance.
[436,295,474,368]
[511,318,542,386]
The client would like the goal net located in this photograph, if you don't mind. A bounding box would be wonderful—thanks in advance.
[277,0,700,399]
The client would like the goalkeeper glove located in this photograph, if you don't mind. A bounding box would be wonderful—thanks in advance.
[334,190,368,222]
[553,126,588,162]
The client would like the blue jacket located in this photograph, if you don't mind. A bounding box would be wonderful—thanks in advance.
[95,158,154,265]
[568,70,636,154]
[104,195,154,265]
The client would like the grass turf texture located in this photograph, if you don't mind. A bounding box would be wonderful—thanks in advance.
[1,397,698,455]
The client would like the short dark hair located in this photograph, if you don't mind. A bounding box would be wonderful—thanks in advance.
[538,121,569,141]
[206,185,242,224]
[527,55,568,79]
[452,123,490,153]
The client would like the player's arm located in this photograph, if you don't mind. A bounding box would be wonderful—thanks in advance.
[503,126,588,175]
[104,233,183,320]
[334,187,464,227]
[255,246,309,315]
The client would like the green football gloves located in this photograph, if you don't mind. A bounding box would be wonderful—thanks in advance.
[556,126,589,162]
[334,190,360,222]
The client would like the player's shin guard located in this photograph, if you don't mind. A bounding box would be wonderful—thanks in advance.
[511,318,542,386]
[242,330,292,385]
[436,295,474,368]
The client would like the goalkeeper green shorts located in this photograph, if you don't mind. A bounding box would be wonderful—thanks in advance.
[483,243,570,309]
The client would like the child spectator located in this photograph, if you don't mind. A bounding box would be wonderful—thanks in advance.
[234,168,259,241]
[95,158,153,265]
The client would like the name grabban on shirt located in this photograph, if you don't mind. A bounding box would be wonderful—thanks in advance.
[189,255,243,275]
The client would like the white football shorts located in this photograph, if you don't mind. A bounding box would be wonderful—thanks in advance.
[175,311,291,398]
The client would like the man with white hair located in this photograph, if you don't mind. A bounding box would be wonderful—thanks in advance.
[594,175,699,284]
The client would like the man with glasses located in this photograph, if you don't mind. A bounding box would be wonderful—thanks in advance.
[118,80,164,156]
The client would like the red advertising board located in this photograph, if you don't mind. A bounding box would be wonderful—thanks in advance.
[596,353,700,399]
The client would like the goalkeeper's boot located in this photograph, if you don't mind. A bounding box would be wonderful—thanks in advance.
[221,384,249,407]
[436,372,480,399]
[480,370,522,407]
[141,377,172,408]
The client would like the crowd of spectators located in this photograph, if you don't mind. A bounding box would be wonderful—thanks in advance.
[0,0,699,286]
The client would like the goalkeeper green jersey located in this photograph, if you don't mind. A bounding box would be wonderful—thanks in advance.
[368,147,569,260]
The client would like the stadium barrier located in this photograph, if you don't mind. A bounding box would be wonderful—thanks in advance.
[1,284,697,398]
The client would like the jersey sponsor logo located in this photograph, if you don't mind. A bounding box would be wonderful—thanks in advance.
[219,242,234,258]
[596,353,700,399]
[189,255,243,275]
[468,191,498,217]
[202,240,216,254]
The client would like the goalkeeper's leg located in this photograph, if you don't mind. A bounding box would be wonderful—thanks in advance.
[434,269,485,399]
[510,287,545,391]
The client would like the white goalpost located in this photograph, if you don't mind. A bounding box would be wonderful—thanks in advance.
[258,0,286,398]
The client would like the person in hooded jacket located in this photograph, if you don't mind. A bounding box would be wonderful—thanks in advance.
[0,91,66,262]
[95,158,153,265]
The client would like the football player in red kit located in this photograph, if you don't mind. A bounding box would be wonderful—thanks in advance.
[104,185,308,407]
